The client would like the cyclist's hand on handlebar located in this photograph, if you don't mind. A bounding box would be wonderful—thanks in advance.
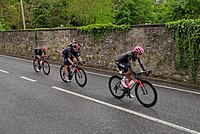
[72,63,76,67]
[145,69,151,75]
[42,55,47,59]
[80,61,85,65]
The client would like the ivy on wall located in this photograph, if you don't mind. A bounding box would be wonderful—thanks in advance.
[166,19,200,81]
[77,23,130,43]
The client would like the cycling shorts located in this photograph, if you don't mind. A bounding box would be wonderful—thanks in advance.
[34,49,42,58]
[117,62,131,73]
[62,54,74,65]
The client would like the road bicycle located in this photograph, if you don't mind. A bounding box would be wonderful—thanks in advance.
[60,61,87,87]
[108,70,157,107]
[33,56,50,75]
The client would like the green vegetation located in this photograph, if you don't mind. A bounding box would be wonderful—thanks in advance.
[77,24,130,43]
[0,18,10,30]
[67,0,115,26]
[1,0,199,29]
[114,0,156,25]
[167,19,200,81]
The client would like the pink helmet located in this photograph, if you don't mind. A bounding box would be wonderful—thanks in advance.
[42,46,47,51]
[71,43,79,49]
[133,46,144,54]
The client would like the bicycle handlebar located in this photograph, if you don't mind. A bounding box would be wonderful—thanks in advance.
[75,60,86,65]
[41,55,49,60]
[135,70,151,77]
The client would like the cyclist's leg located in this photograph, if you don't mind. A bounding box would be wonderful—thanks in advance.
[37,55,41,69]
[123,65,135,97]
[125,66,132,82]
[118,63,130,88]
[62,55,69,75]
[34,50,39,65]
[64,64,69,76]
[117,62,126,75]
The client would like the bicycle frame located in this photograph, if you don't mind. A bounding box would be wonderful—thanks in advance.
[68,66,77,78]
[68,62,82,78]
[118,71,147,96]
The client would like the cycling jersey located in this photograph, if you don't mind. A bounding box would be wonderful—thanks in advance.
[34,47,46,57]
[62,47,80,65]
[116,51,146,73]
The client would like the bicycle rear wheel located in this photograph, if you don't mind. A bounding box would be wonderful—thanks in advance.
[75,67,87,87]
[60,65,70,83]
[42,60,50,75]
[108,75,125,99]
[135,80,157,107]
[33,58,40,73]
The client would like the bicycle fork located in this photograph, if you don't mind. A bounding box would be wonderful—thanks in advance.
[137,79,148,95]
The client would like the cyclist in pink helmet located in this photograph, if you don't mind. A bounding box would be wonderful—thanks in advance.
[115,45,147,95]
[33,46,47,71]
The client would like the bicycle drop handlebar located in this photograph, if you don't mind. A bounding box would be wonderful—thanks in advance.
[134,70,151,78]
[74,61,86,66]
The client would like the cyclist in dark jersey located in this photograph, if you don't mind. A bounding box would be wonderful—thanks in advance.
[33,46,47,71]
[116,46,146,89]
[61,43,83,81]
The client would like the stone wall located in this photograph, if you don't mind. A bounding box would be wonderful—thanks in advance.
[0,25,199,85]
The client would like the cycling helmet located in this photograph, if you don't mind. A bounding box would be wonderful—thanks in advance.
[42,46,47,51]
[133,46,144,54]
[71,43,79,49]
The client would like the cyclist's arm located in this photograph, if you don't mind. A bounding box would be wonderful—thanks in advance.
[76,52,82,61]
[65,51,74,65]
[43,50,47,56]
[67,57,74,65]
[77,56,83,62]
[138,58,146,71]
[42,51,46,58]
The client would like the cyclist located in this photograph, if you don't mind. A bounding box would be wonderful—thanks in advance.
[61,42,83,82]
[33,46,47,71]
[115,46,147,89]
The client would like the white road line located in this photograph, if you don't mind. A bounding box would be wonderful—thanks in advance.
[0,69,9,73]
[86,71,111,78]
[20,76,37,82]
[153,84,200,95]
[52,86,200,134]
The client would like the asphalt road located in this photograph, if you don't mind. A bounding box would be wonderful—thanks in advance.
[0,55,200,134]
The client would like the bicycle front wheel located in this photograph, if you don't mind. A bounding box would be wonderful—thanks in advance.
[43,60,50,75]
[135,80,157,107]
[75,67,87,87]
[108,75,125,99]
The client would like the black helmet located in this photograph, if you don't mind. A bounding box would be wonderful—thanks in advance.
[70,43,79,49]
